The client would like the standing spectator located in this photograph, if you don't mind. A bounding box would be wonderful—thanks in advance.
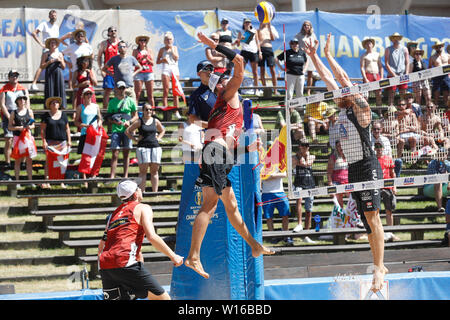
[125,104,165,192]
[104,41,142,104]
[406,41,418,61]
[107,81,138,180]
[235,18,262,95]
[257,22,279,95]
[444,183,450,246]
[0,70,29,170]
[360,38,383,106]
[8,93,35,187]
[30,9,60,91]
[98,180,183,300]
[205,33,227,73]
[187,60,217,128]
[251,113,265,138]
[275,38,308,100]
[429,41,449,108]
[178,116,203,164]
[324,107,338,151]
[133,35,155,106]
[292,141,316,243]
[326,140,348,208]
[217,18,233,41]
[427,156,450,213]
[296,20,317,96]
[156,32,181,119]
[97,26,120,108]
[409,49,431,106]
[40,97,71,189]
[375,142,400,241]
[74,88,103,183]
[384,32,409,106]
[72,55,97,111]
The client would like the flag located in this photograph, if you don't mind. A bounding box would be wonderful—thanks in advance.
[78,125,108,176]
[260,125,287,180]
[46,142,71,180]
[11,129,37,160]
[171,72,186,104]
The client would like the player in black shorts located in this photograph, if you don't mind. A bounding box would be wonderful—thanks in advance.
[304,33,387,293]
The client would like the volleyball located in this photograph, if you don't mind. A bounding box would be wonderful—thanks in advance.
[254,1,276,24]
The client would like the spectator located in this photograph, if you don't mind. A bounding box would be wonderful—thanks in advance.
[261,163,293,246]
[304,101,328,143]
[62,29,94,98]
[406,41,418,61]
[235,18,262,95]
[275,38,308,100]
[360,38,383,106]
[429,41,449,108]
[257,22,279,95]
[104,40,142,104]
[216,18,233,42]
[324,107,338,151]
[396,98,421,159]
[275,109,305,143]
[326,140,348,208]
[374,142,400,241]
[156,31,181,119]
[187,60,217,128]
[205,33,227,73]
[296,20,317,95]
[384,32,409,106]
[74,88,103,183]
[427,155,450,212]
[409,49,431,106]
[107,81,138,180]
[125,104,165,192]
[178,115,204,164]
[133,35,155,106]
[371,120,393,157]
[252,112,265,138]
[97,26,120,108]
[380,106,403,177]
[40,97,71,189]
[444,187,450,246]
[0,70,29,170]
[72,55,97,111]
[8,93,35,187]
[405,92,423,119]
[30,9,60,91]
[419,102,449,151]
[292,141,316,243]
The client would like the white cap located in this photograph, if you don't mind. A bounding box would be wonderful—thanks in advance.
[117,180,138,200]
[116,81,127,88]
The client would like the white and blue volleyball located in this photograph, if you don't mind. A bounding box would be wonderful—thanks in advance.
[254,1,276,24]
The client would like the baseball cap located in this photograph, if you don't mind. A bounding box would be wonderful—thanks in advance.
[243,18,251,23]
[82,87,94,95]
[8,70,19,77]
[290,38,299,43]
[117,180,139,200]
[196,60,214,73]
[116,81,127,88]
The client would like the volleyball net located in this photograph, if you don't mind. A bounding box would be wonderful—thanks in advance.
[281,64,450,200]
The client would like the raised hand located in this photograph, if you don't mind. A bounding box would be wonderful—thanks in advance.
[303,38,319,57]
[324,33,332,56]
[197,31,215,48]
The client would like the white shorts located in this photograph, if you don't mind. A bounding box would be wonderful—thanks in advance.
[136,146,162,164]
[161,64,179,77]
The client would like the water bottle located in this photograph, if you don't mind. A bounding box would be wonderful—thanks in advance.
[314,215,321,232]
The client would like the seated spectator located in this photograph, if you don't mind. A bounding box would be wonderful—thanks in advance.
[261,163,293,246]
[396,99,422,159]
[372,120,393,156]
[380,106,399,147]
[326,140,348,208]
[133,35,155,106]
[324,107,338,151]
[405,92,423,119]
[178,115,203,164]
[125,103,165,192]
[205,33,227,73]
[375,142,400,241]
[8,93,35,187]
[420,102,448,151]
[72,55,97,111]
[409,49,431,106]
[304,101,328,143]
[427,154,450,212]
[275,109,305,143]
[40,96,71,189]
[252,112,265,138]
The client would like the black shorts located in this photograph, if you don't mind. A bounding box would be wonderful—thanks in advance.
[100,262,165,300]
[432,75,450,93]
[258,47,275,67]
[349,157,383,234]
[241,50,259,64]
[195,142,234,196]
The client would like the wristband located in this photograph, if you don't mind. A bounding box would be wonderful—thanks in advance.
[215,44,237,61]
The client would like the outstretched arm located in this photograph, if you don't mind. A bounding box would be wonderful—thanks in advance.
[323,33,352,88]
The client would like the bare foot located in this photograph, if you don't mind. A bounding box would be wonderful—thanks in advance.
[371,265,389,292]
[252,243,276,258]
[185,257,210,279]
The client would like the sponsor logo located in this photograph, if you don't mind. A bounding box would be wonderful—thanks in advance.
[341,87,351,96]
[443,65,450,74]
[366,202,373,209]
[379,79,390,87]
[425,176,437,184]
[403,177,415,185]
[327,186,337,194]
[324,92,334,100]
[339,124,348,140]
[399,74,409,83]
[361,191,372,201]
[418,69,433,79]
[345,184,355,192]
[194,191,203,206]
[384,180,395,187]
[363,182,376,189]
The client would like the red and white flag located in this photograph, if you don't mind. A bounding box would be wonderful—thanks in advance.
[46,142,71,180]
[11,129,37,160]
[171,72,186,104]
[78,125,108,176]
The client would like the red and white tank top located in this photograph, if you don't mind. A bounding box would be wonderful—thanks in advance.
[99,201,144,270]
[136,49,153,73]
[104,39,119,74]
[205,94,243,148]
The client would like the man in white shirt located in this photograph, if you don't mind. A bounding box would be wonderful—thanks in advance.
[30,10,60,91]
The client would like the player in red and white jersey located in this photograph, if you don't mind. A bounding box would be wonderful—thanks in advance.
[98,180,183,300]
[184,32,274,280]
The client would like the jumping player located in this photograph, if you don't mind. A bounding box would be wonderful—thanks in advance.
[184,31,274,279]
[304,34,387,292]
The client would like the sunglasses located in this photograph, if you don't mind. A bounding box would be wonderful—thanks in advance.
[144,108,153,112]
[211,38,219,41]
[108,29,117,32]
[201,66,214,72]
[399,103,406,106]
[84,92,93,95]
[139,39,147,42]
[374,145,383,149]
[373,128,381,131]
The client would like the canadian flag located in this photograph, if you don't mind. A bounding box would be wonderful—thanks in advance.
[11,129,37,160]
[78,125,108,176]
[46,143,71,180]
[171,72,186,104]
